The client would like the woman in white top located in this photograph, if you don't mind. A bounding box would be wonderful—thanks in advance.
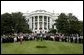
[14,37,17,42]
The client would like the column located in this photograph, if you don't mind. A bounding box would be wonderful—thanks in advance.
[47,16,48,31]
[32,17,33,30]
[42,16,44,32]
[50,17,51,29]
[33,16,35,32]
[37,16,39,32]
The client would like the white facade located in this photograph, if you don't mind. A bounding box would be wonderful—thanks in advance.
[23,10,58,33]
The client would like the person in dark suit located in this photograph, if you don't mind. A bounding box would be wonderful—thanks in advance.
[79,37,81,43]
[70,37,73,43]
[65,36,67,42]
[40,31,43,41]
[75,37,77,43]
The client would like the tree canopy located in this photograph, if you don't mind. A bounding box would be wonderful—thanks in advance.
[1,12,32,35]
[55,13,83,36]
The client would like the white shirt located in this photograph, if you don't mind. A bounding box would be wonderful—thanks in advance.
[20,36,23,39]
[1,38,2,42]
[14,37,17,42]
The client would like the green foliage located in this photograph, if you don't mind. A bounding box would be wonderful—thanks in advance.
[1,13,13,35]
[55,13,83,36]
[48,29,57,34]
[55,13,69,34]
[1,12,32,35]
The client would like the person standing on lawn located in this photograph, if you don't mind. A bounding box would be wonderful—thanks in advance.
[19,32,23,44]
[40,31,43,41]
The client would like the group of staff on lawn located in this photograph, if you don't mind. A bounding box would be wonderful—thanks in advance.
[18,31,43,44]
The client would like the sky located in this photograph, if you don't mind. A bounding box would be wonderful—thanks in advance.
[1,1,83,21]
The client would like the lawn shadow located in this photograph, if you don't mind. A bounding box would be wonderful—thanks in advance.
[36,45,47,48]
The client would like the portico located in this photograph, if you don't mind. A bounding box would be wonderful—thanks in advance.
[23,10,58,33]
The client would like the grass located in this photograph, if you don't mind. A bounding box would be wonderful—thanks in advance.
[1,40,83,54]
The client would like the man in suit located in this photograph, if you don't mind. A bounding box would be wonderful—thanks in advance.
[40,31,43,41]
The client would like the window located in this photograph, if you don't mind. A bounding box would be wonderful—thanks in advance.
[35,31,37,33]
[44,22,47,30]
[40,31,42,33]
[28,19,29,22]
[48,23,50,29]
[44,16,47,21]
[45,31,47,33]
[48,17,50,22]
[44,28,47,30]
[35,16,38,21]
[35,28,37,30]
[39,28,42,30]
[35,23,37,29]
[52,25,54,29]
[39,22,42,29]
[39,16,42,21]
[44,22,47,27]
[32,17,34,22]
[32,23,33,30]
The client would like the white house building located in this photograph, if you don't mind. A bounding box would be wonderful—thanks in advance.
[23,10,59,33]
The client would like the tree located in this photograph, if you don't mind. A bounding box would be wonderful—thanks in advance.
[48,29,57,34]
[11,12,32,33]
[55,13,68,34]
[1,13,13,35]
[55,13,83,36]
[79,21,83,36]
[67,13,82,36]
[1,12,32,35]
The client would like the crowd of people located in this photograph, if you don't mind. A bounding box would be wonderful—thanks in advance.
[1,32,83,44]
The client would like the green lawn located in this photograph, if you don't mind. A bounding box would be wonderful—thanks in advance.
[1,40,83,54]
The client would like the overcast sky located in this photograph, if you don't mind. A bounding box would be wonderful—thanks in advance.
[1,1,83,21]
